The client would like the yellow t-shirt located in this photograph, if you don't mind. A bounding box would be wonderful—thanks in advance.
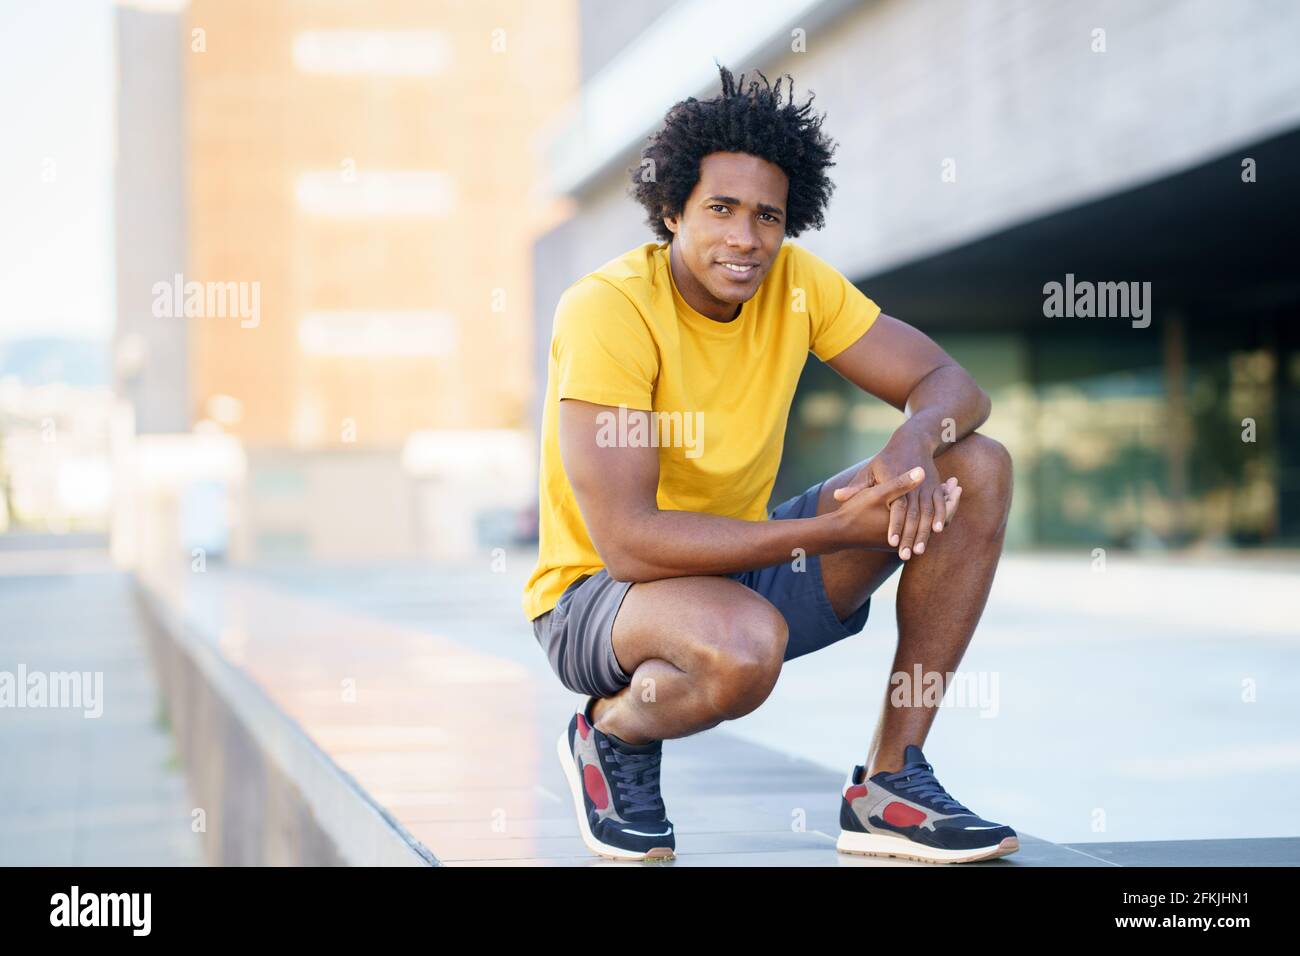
[522,239,881,621]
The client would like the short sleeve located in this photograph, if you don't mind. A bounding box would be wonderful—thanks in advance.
[551,277,658,411]
[801,245,882,362]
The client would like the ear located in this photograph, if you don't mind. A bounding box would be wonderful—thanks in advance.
[661,210,679,236]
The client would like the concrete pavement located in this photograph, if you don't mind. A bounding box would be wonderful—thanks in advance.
[0,554,203,866]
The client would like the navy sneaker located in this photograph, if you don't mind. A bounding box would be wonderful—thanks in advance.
[837,744,1018,863]
[556,697,675,861]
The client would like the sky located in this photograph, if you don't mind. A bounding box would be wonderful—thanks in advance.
[0,0,116,344]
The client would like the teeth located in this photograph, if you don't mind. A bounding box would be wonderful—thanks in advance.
[722,263,753,273]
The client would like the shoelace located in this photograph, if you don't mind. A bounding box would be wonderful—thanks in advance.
[598,739,666,819]
[882,760,972,815]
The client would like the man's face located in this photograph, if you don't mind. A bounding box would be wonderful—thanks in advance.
[664,151,789,322]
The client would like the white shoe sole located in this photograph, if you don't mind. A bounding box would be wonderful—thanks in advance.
[555,729,675,862]
[836,829,1019,864]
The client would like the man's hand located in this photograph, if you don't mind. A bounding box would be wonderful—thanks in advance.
[832,443,959,559]
[830,466,961,552]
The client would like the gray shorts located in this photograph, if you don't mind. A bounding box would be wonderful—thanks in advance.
[532,570,636,700]
[530,478,876,699]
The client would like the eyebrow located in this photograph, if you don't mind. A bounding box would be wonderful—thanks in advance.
[705,195,785,217]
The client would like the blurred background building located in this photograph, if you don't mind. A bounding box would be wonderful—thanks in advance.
[532,0,1300,552]
[4,0,1297,570]
[110,0,574,571]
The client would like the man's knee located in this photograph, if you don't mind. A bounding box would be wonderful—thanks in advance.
[694,603,788,721]
[950,433,1013,525]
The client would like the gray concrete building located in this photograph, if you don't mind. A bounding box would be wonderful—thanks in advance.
[114,5,190,434]
[532,0,1300,549]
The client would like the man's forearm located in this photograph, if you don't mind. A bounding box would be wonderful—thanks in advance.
[607,507,856,583]
[892,365,991,457]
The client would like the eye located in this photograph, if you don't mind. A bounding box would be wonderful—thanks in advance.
[759,212,779,223]
[709,204,730,214]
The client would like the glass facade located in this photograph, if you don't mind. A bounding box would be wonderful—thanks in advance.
[775,319,1291,552]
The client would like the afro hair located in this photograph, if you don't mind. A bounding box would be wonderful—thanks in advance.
[628,62,838,242]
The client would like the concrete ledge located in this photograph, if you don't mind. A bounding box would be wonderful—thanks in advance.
[131,560,1299,866]
[135,580,436,867]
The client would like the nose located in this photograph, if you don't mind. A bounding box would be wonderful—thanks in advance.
[725,222,759,253]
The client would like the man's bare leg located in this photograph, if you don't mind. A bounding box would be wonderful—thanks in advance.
[589,432,1011,751]
[816,433,1014,776]
[589,577,788,745]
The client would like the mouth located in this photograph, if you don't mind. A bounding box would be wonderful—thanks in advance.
[715,260,760,282]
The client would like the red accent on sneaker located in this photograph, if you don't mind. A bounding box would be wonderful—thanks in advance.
[577,713,591,740]
[583,763,609,810]
[845,784,868,802]
[883,801,926,827]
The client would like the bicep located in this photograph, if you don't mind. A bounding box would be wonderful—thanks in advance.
[825,313,959,412]
[558,398,659,560]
